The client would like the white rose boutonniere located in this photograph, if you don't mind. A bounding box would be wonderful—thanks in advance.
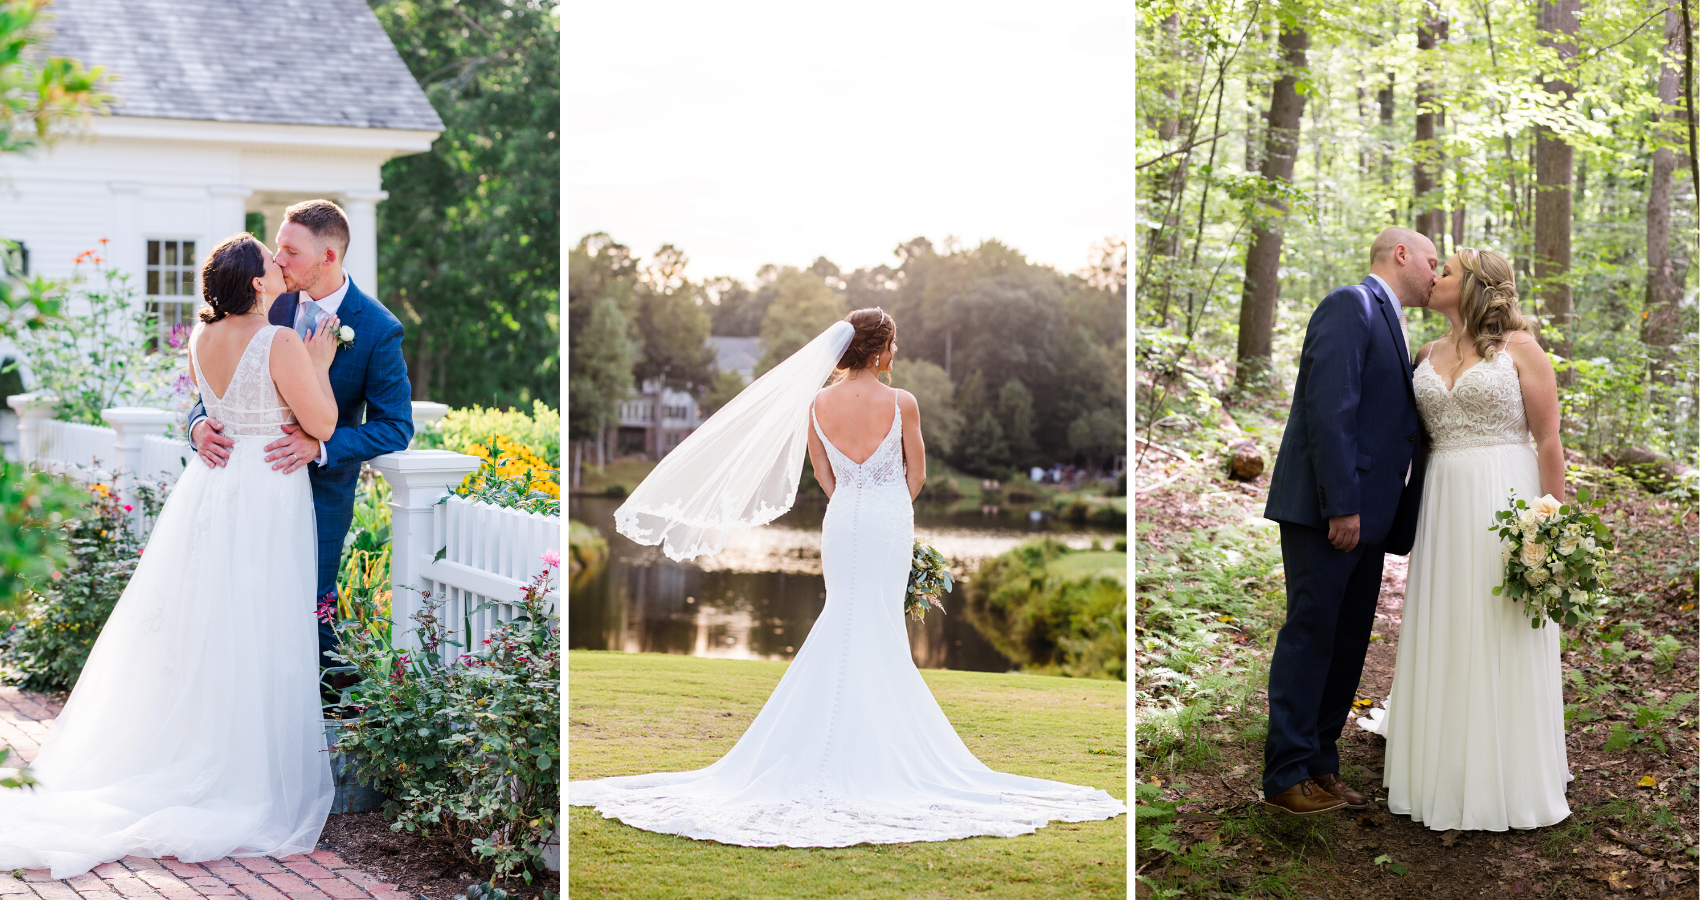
[336,325,355,349]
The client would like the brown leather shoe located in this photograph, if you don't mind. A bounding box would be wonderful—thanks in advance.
[1314,772,1368,809]
[1263,779,1346,816]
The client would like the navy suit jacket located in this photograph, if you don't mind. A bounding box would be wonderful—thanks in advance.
[188,278,414,557]
[1264,277,1426,555]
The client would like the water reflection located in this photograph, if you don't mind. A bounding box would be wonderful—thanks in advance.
[568,495,1121,672]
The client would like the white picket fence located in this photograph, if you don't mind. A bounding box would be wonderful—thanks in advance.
[6,393,558,659]
[424,496,559,663]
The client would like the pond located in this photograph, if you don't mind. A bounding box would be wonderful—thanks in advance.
[568,495,1122,672]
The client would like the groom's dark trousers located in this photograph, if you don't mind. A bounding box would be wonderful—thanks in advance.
[1262,276,1425,800]
[189,279,413,671]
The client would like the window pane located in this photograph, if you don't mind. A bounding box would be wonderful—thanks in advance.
[182,242,195,266]
[164,242,177,266]
[146,270,159,294]
[147,241,160,267]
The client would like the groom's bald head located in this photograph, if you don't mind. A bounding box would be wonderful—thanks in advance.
[1368,227,1439,308]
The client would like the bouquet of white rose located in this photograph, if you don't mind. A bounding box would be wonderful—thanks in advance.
[1491,487,1615,629]
[905,539,954,622]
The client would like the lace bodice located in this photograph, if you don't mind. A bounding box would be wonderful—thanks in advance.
[191,324,297,437]
[811,399,906,493]
[1414,348,1531,453]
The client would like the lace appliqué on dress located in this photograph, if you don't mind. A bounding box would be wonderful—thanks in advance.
[190,324,297,437]
[1414,350,1532,454]
[812,400,906,493]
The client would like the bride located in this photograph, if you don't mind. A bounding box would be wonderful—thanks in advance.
[569,308,1126,846]
[0,233,340,873]
[1360,247,1572,830]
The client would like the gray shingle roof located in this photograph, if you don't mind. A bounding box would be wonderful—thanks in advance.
[43,0,444,132]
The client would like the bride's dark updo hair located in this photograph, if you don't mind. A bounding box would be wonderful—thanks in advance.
[838,307,895,370]
[198,233,268,324]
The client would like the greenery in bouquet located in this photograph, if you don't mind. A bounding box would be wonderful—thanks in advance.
[1491,487,1616,629]
[455,435,560,516]
[330,553,560,884]
[8,245,187,430]
[904,539,953,622]
[1,478,166,691]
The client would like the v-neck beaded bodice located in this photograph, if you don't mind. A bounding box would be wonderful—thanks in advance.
[1413,349,1530,454]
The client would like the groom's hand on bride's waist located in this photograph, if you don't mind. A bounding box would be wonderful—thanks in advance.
[192,418,234,469]
[1327,514,1360,552]
[265,423,322,474]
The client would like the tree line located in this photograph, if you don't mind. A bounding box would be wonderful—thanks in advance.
[568,234,1128,481]
[1138,0,1698,460]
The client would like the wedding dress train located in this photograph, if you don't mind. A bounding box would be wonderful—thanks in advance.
[1360,349,1571,831]
[0,324,333,875]
[568,398,1126,846]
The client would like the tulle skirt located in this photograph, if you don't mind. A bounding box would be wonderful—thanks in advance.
[0,435,333,876]
[569,482,1126,846]
[1365,442,1571,831]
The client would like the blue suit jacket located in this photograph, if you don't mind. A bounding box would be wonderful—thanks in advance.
[188,278,414,592]
[1264,277,1426,554]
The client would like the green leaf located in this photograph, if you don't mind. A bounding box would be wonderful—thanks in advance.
[1389,863,1409,876]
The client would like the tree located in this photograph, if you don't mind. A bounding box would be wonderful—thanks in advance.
[368,0,559,408]
[1533,0,1581,366]
[756,268,844,375]
[997,378,1038,468]
[567,233,639,476]
[632,244,714,390]
[890,359,960,458]
[1235,20,1309,392]
[1640,9,1688,383]
[1414,2,1449,249]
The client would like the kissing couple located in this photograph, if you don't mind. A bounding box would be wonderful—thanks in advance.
[0,199,414,873]
[1263,226,1572,831]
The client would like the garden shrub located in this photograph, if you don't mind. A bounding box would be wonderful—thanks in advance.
[963,537,1127,680]
[420,401,560,468]
[456,435,560,516]
[332,556,560,885]
[0,463,86,612]
[1,479,163,692]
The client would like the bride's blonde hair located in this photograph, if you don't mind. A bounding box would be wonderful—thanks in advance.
[1454,248,1528,360]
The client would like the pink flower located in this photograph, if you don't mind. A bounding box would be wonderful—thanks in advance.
[123,505,132,512]
[540,549,561,569]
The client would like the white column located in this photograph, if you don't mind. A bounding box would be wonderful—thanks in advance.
[340,190,387,299]
[207,185,252,244]
[368,449,482,652]
[108,181,144,298]
[6,392,57,466]
[102,406,175,527]
[410,401,450,446]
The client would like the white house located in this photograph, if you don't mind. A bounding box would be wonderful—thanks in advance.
[0,0,442,338]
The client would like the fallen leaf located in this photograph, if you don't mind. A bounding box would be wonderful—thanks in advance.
[1389,863,1409,876]
[1373,854,1392,866]
[1606,870,1644,891]
[1639,775,1658,787]
[1509,881,1527,894]
[1441,830,1461,847]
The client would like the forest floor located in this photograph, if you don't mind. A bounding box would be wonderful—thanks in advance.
[567,651,1127,899]
[1133,408,1699,900]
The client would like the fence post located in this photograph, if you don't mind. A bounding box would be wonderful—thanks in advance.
[6,392,58,467]
[102,407,177,529]
[369,450,483,652]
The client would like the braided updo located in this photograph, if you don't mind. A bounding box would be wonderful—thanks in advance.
[1454,248,1528,361]
[838,307,896,371]
[198,233,268,324]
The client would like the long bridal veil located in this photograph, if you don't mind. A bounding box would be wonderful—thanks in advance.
[614,320,853,561]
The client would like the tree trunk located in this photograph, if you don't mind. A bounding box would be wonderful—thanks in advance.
[1157,15,1181,141]
[1642,9,1686,384]
[1534,0,1580,371]
[1414,7,1447,246]
[1378,73,1395,199]
[1236,25,1309,392]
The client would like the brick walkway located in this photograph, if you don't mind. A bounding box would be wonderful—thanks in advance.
[0,688,408,900]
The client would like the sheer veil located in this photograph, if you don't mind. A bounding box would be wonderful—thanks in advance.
[614,320,855,561]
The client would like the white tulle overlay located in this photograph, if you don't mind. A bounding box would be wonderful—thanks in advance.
[570,398,1127,846]
[1366,351,1571,831]
[0,325,333,875]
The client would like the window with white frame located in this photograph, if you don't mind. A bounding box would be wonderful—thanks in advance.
[146,239,199,345]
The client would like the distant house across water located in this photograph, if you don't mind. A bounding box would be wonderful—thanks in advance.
[617,336,765,461]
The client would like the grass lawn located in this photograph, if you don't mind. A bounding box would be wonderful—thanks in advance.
[567,650,1128,899]
[1047,550,1127,582]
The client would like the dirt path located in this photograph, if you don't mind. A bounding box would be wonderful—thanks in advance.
[1136,469,1699,899]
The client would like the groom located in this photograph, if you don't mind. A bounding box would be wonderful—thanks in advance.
[1260,227,1435,815]
[189,199,414,697]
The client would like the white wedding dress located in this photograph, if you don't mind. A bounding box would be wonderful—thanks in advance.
[0,324,333,876]
[1359,349,1571,830]
[568,398,1126,846]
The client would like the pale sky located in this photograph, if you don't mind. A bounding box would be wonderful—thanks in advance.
[565,0,1127,285]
